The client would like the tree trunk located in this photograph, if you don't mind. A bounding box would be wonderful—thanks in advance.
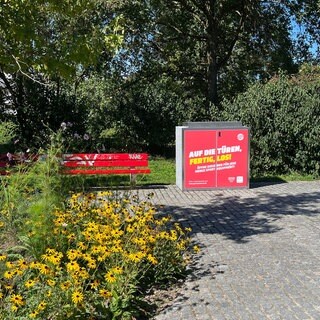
[207,53,218,106]
[206,1,219,108]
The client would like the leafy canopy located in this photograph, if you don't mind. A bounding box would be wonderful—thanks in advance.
[0,0,124,77]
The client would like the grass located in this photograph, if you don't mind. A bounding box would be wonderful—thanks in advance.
[250,172,318,183]
[68,158,318,190]
[59,157,176,190]
[147,158,318,185]
[3,158,316,190]
[141,157,176,185]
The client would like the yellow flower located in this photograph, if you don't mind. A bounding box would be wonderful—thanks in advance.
[67,233,76,242]
[111,229,124,238]
[158,231,170,239]
[90,279,100,290]
[97,251,111,261]
[4,284,13,291]
[87,259,97,269]
[46,248,56,254]
[169,230,178,241]
[53,217,64,226]
[105,271,116,283]
[14,268,23,276]
[43,249,63,265]
[193,245,200,253]
[60,281,72,291]
[99,289,112,298]
[51,253,63,265]
[147,254,158,265]
[71,290,84,305]
[18,259,28,270]
[110,244,123,253]
[4,270,14,279]
[176,240,187,250]
[38,263,51,275]
[78,267,89,280]
[67,249,81,260]
[82,230,93,241]
[29,310,39,318]
[77,241,87,250]
[10,294,25,306]
[66,261,80,273]
[133,237,146,246]
[47,279,56,287]
[0,292,3,299]
[127,252,145,263]
[37,301,47,311]
[11,304,18,312]
[5,261,15,269]
[29,261,40,269]
[112,266,123,275]
[90,246,101,255]
[125,216,134,223]
[0,253,7,261]
[25,279,36,288]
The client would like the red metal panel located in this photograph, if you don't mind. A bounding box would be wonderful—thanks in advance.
[216,129,249,188]
[183,130,216,189]
[63,160,148,167]
[62,153,148,161]
[63,168,151,175]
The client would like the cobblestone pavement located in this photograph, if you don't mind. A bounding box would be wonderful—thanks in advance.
[136,181,320,320]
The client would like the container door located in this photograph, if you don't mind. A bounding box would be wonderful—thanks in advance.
[216,129,249,188]
[183,129,217,189]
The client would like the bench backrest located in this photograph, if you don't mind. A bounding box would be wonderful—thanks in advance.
[0,153,150,176]
[62,153,149,167]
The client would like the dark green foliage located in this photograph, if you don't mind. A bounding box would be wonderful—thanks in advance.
[221,70,320,176]
[77,74,203,155]
[0,75,89,152]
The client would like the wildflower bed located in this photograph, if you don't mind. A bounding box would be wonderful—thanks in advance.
[0,190,195,319]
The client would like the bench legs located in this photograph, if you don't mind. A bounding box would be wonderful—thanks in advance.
[130,173,137,186]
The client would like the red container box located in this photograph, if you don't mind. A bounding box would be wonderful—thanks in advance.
[176,122,250,190]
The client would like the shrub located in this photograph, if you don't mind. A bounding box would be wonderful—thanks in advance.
[0,191,193,319]
[0,130,196,318]
[221,71,320,177]
[0,130,74,256]
[0,122,17,145]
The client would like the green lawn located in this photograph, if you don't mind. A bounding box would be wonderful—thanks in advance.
[61,158,318,190]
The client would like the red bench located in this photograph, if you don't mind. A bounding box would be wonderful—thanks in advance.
[0,153,151,184]
[61,153,151,184]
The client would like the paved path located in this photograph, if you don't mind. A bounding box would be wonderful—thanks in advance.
[137,181,320,320]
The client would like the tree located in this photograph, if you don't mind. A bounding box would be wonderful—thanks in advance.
[0,0,125,150]
[115,0,318,110]
[0,0,124,77]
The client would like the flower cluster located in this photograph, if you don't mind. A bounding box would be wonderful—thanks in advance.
[0,191,193,319]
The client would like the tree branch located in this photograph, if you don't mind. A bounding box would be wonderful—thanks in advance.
[217,2,246,68]
[11,55,50,86]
